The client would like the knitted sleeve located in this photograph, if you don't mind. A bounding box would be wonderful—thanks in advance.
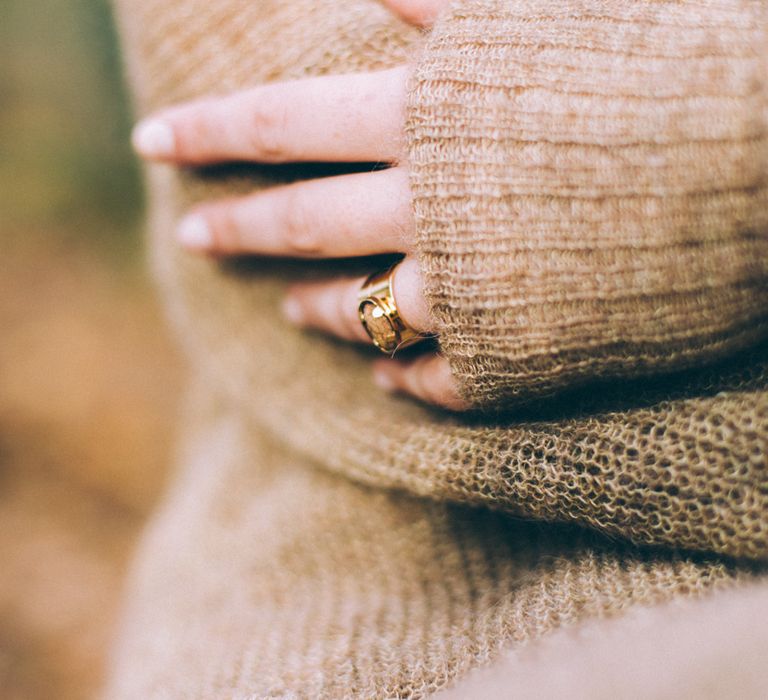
[406,0,768,410]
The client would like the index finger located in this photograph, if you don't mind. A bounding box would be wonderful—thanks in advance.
[132,67,408,165]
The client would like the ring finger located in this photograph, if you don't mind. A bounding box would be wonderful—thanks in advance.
[281,256,433,345]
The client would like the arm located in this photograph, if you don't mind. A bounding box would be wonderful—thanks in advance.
[406,0,768,410]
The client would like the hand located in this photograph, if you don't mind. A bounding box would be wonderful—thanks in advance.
[130,1,465,411]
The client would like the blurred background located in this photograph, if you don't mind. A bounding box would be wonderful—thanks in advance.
[2,1,182,697]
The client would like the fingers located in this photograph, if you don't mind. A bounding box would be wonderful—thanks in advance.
[283,258,465,410]
[379,0,451,27]
[374,353,467,411]
[177,167,415,257]
[132,61,459,409]
[132,67,408,165]
[282,256,432,344]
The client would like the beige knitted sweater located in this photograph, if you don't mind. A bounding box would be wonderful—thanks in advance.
[109,0,768,697]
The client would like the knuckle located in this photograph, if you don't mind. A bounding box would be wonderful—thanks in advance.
[205,204,239,251]
[405,359,431,400]
[173,102,216,160]
[279,188,322,256]
[413,357,449,407]
[419,370,442,406]
[247,95,290,161]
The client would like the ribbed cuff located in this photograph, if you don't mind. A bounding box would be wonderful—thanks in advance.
[405,0,768,410]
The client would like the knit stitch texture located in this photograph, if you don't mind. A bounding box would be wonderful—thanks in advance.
[108,0,768,697]
[408,0,768,409]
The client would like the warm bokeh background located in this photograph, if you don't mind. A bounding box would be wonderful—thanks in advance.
[1,1,182,697]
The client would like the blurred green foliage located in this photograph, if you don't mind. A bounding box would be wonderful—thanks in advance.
[1,0,142,262]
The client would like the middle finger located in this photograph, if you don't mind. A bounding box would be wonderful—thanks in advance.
[177,166,415,257]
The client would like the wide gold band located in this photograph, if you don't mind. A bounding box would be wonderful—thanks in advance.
[357,264,424,354]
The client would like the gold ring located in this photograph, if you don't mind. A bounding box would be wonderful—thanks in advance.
[358,264,424,354]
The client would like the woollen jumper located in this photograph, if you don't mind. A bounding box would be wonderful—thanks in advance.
[108,0,768,697]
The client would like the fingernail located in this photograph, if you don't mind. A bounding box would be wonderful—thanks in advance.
[374,367,397,392]
[177,214,213,249]
[281,296,304,325]
[132,118,175,158]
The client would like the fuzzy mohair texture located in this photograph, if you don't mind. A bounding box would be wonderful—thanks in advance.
[108,1,768,698]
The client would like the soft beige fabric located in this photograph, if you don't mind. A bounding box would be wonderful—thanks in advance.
[108,0,768,697]
[409,0,768,409]
[105,385,754,698]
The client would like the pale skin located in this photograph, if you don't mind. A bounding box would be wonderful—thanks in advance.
[131,0,467,410]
